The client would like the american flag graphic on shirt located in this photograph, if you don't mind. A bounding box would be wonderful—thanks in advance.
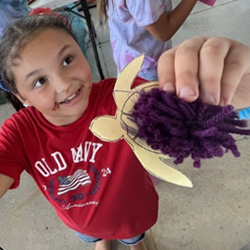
[57,169,91,195]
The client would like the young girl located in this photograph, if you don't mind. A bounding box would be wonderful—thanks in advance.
[0,14,250,250]
[98,0,198,81]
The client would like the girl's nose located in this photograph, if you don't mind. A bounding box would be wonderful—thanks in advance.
[53,73,70,94]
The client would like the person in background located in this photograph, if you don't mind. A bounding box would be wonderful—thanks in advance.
[98,0,198,81]
[0,0,30,37]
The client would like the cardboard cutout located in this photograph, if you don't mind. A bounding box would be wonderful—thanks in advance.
[90,55,193,188]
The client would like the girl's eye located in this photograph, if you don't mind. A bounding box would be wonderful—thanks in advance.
[34,77,46,88]
[63,56,73,66]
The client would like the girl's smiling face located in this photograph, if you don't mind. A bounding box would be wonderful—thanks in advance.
[12,28,92,126]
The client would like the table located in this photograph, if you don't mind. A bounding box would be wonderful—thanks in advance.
[30,0,73,9]
[30,0,105,80]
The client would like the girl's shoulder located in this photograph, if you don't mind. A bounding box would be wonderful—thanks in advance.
[1,106,38,134]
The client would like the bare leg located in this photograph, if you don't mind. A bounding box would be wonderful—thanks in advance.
[95,240,112,250]
[130,241,147,250]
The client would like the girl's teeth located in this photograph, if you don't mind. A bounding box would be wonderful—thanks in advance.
[66,93,76,101]
[61,92,77,104]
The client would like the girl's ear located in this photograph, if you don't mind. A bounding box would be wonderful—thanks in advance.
[12,92,31,107]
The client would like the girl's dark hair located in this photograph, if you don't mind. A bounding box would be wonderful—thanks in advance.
[0,13,77,111]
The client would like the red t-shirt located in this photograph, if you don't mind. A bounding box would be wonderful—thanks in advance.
[0,78,158,239]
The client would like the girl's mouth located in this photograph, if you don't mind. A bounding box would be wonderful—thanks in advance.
[59,89,81,104]
[52,88,81,111]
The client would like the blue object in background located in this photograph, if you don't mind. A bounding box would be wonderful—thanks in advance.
[64,4,88,58]
[238,107,250,120]
[0,0,31,39]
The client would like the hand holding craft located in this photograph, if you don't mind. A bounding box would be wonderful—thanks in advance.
[90,54,250,188]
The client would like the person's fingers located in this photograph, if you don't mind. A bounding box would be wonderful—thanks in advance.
[158,46,177,93]
[174,36,207,102]
[158,36,250,106]
[219,40,250,106]
[198,37,231,105]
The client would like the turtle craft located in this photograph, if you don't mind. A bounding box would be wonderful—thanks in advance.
[90,55,250,188]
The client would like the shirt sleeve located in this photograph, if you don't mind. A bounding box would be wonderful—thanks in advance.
[126,0,167,27]
[0,119,26,189]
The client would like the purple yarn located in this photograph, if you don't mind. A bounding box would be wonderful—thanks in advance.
[131,88,250,168]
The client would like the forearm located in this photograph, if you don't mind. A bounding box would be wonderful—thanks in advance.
[0,174,14,199]
[167,0,198,36]
[147,0,198,41]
